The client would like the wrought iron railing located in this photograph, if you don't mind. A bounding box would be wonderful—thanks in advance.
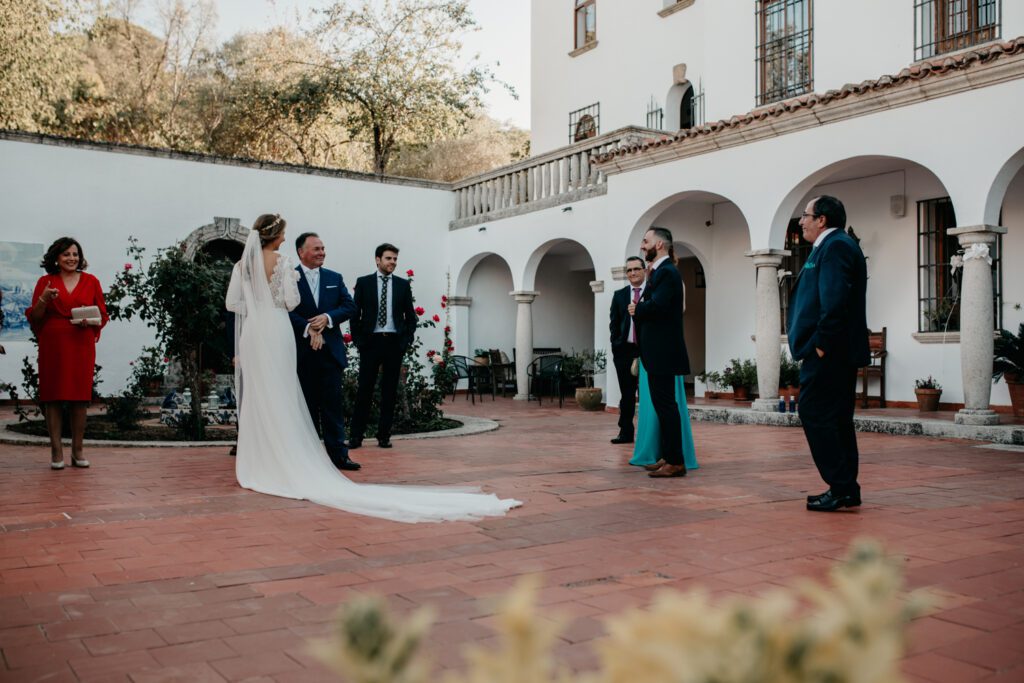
[451,127,661,227]
[914,0,1000,61]
[646,97,664,130]
[569,102,600,144]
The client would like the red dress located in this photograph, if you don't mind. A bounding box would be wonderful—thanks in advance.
[28,273,109,402]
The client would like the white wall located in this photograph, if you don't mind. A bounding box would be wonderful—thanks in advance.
[0,138,454,393]
[530,0,1024,155]
[466,254,516,356]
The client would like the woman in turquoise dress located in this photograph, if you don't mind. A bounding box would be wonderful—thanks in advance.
[630,360,699,470]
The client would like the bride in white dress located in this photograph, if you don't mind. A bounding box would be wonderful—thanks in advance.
[225,214,521,522]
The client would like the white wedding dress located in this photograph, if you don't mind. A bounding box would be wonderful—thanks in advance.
[225,231,521,522]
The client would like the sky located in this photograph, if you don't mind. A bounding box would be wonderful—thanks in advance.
[144,0,531,129]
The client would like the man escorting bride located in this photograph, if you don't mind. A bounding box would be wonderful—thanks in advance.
[225,214,520,522]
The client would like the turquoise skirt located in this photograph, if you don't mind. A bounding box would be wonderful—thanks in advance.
[630,360,699,470]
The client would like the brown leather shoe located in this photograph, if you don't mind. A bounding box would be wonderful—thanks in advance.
[648,463,687,478]
[643,459,666,471]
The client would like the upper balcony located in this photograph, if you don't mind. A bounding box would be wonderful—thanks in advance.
[450,126,660,230]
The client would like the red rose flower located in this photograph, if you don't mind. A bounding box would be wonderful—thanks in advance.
[432,314,440,322]
[406,269,414,277]
[124,263,133,270]
[441,295,448,302]
[343,333,353,343]
[444,326,451,333]
[415,306,425,315]
[441,302,446,308]
[426,349,436,357]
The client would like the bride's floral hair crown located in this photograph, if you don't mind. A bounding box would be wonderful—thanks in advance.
[252,213,287,246]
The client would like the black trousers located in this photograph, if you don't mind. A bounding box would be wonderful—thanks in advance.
[297,351,347,460]
[612,344,639,438]
[351,334,403,440]
[798,355,860,496]
[646,372,683,466]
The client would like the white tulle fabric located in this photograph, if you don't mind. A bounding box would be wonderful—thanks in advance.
[225,231,520,523]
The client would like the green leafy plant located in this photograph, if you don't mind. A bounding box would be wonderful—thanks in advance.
[128,345,169,395]
[697,370,724,393]
[104,390,147,431]
[721,358,757,390]
[562,349,607,388]
[993,323,1024,382]
[914,375,942,390]
[779,352,801,388]
[106,237,232,440]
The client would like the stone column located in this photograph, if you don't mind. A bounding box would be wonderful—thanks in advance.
[746,249,789,412]
[511,291,539,400]
[949,225,1006,425]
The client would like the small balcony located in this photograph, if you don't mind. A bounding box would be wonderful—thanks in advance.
[450,126,661,229]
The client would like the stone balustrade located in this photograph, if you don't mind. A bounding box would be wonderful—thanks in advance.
[449,126,661,229]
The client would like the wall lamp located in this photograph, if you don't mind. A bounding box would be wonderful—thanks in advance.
[562,206,573,212]
[478,226,487,232]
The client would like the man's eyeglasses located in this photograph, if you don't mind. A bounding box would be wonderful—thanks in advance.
[625,267,644,273]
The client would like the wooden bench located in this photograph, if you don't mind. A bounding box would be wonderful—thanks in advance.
[857,327,887,408]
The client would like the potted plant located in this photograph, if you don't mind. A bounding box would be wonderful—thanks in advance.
[567,349,606,410]
[697,370,723,399]
[993,323,1024,417]
[472,348,490,365]
[913,375,942,412]
[722,358,756,401]
[779,352,801,400]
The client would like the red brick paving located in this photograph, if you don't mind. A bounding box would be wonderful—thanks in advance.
[1,398,1023,682]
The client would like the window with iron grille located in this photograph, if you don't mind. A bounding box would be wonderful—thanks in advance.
[569,103,600,143]
[914,0,1000,61]
[575,0,597,50]
[917,197,1002,333]
[755,0,813,106]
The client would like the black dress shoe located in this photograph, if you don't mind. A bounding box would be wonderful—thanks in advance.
[808,489,861,505]
[610,435,634,444]
[377,437,392,449]
[349,438,363,449]
[806,490,861,512]
[338,459,361,471]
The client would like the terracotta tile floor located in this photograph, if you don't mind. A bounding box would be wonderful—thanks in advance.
[1,398,1023,682]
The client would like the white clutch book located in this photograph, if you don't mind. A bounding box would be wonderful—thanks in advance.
[71,305,101,325]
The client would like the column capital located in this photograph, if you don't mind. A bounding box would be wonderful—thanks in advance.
[744,249,790,268]
[589,280,604,294]
[448,296,472,307]
[610,266,627,281]
[510,290,539,304]
[948,224,1006,245]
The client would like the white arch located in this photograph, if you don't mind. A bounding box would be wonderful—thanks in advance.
[664,81,692,132]
[521,238,597,292]
[453,251,514,298]
[768,155,955,248]
[984,147,1024,226]
[623,190,752,264]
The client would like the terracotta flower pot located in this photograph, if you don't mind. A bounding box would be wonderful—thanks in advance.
[575,387,603,411]
[1005,374,1024,418]
[914,388,941,412]
[732,385,750,401]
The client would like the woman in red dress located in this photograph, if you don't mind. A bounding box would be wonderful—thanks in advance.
[26,237,109,469]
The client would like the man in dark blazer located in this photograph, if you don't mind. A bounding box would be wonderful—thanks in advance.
[609,256,647,444]
[788,195,869,512]
[348,242,418,449]
[630,227,690,478]
[289,232,359,470]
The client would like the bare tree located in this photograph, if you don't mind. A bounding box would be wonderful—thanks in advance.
[309,0,507,175]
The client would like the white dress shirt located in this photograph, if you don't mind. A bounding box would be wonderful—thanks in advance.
[372,271,397,333]
[300,264,333,338]
[627,282,646,344]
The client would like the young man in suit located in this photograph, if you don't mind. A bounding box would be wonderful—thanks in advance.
[609,256,647,444]
[629,227,690,478]
[289,232,360,470]
[348,243,418,449]
[788,195,869,512]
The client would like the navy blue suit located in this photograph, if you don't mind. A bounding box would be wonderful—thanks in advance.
[788,229,869,497]
[289,266,356,462]
[633,259,690,466]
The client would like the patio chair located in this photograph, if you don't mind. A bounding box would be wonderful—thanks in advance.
[450,355,493,404]
[488,349,517,397]
[527,354,567,407]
